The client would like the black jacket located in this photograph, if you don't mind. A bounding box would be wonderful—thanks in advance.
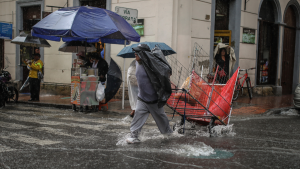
[137,49,172,108]
[85,58,108,82]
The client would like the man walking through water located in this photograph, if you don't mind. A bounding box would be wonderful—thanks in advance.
[126,44,173,144]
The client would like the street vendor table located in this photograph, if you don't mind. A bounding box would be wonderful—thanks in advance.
[71,67,99,112]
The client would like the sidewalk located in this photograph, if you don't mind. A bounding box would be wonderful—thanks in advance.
[18,93,294,115]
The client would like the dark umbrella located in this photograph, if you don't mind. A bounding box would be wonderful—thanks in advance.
[58,41,96,53]
[105,58,122,103]
[117,42,176,106]
[117,42,176,58]
[11,32,51,47]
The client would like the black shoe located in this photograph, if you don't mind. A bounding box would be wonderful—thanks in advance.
[28,99,34,101]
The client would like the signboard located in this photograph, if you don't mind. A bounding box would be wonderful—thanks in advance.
[115,6,138,25]
[0,22,12,40]
[132,19,144,36]
[242,28,256,44]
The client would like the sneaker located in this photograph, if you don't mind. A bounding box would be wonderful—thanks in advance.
[126,138,140,144]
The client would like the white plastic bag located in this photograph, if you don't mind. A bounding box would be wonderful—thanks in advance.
[96,83,105,102]
[127,61,139,110]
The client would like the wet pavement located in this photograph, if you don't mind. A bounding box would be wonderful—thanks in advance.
[18,94,295,116]
[0,104,299,168]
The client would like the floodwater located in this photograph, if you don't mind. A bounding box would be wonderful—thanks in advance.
[0,104,299,168]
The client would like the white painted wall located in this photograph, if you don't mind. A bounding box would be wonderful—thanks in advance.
[0,0,16,80]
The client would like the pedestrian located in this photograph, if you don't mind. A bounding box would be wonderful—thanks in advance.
[89,53,109,110]
[126,44,173,144]
[127,60,139,118]
[90,53,108,84]
[28,53,43,101]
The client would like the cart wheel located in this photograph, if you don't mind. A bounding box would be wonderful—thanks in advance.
[72,104,76,112]
[79,106,83,112]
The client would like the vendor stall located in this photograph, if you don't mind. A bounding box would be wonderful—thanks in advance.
[71,67,100,112]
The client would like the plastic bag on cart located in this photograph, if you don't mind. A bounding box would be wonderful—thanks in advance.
[96,83,105,102]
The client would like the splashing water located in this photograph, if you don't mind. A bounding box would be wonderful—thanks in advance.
[169,143,215,157]
[116,128,184,146]
[210,124,236,137]
[280,109,299,116]
[121,115,132,123]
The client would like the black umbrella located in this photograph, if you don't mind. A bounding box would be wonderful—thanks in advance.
[105,58,122,103]
[58,41,97,53]
[11,32,51,47]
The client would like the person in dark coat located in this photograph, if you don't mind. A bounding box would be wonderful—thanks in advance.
[215,48,230,84]
[89,53,108,83]
[126,44,173,144]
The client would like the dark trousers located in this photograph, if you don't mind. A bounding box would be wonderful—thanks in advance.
[29,78,40,100]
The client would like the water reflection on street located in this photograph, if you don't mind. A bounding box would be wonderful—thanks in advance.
[0,104,299,168]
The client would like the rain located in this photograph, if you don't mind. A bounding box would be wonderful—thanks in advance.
[1,0,300,168]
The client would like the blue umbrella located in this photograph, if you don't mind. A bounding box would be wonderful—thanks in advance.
[31,6,140,44]
[117,42,176,58]
[32,6,141,109]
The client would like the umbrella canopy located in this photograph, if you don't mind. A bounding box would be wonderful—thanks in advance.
[117,42,176,58]
[31,6,140,44]
[11,32,51,47]
[58,41,96,53]
[105,58,122,103]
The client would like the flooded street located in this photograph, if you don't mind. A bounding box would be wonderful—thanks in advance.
[0,104,299,168]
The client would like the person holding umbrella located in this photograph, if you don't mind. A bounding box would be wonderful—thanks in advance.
[126,44,173,144]
[27,53,43,101]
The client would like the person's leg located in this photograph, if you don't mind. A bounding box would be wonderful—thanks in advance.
[36,79,41,101]
[129,100,150,139]
[32,78,38,100]
[29,78,34,101]
[148,104,173,134]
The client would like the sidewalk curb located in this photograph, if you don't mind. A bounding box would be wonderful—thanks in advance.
[17,101,129,115]
[18,101,72,109]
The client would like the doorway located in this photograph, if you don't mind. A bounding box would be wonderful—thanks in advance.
[20,5,41,92]
[282,6,296,94]
[257,0,279,85]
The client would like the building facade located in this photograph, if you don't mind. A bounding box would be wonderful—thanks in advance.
[0,0,299,96]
